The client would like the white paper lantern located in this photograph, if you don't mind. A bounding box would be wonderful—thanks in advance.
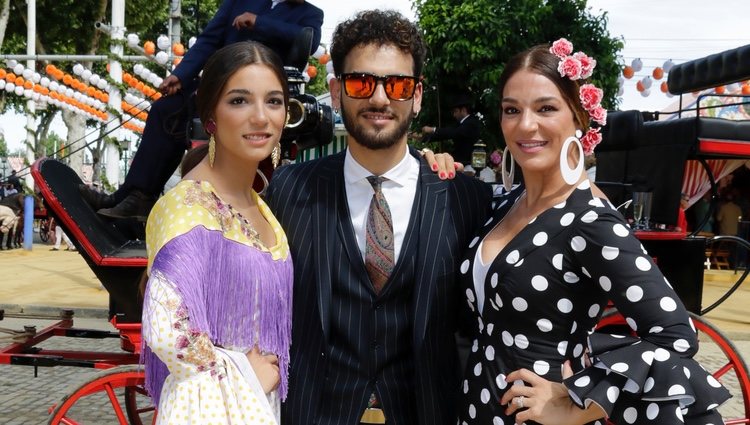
[23,89,33,98]
[640,88,651,97]
[66,88,74,97]
[6,83,15,92]
[49,81,59,91]
[134,63,145,75]
[82,69,92,81]
[32,72,41,83]
[188,36,197,48]
[0,80,5,90]
[6,59,17,68]
[14,86,24,96]
[663,59,674,73]
[127,33,140,47]
[157,35,171,51]
[313,45,325,59]
[90,74,100,85]
[73,64,84,75]
[325,61,334,74]
[155,51,169,65]
[97,79,107,90]
[631,58,643,72]
[617,86,624,97]
[22,69,34,80]
[40,77,50,87]
[642,76,652,89]
[32,92,40,101]
[154,77,163,87]
[617,76,624,87]
[13,63,24,75]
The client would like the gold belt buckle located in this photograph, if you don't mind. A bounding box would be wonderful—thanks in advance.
[360,407,386,424]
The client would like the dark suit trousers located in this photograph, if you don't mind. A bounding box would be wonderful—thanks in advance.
[115,82,197,202]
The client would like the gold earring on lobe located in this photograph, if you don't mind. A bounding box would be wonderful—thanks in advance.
[208,134,216,167]
[271,142,280,169]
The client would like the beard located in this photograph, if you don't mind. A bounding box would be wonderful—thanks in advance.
[341,103,413,150]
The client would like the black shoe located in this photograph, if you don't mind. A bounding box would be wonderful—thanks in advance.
[97,190,156,221]
[79,184,117,211]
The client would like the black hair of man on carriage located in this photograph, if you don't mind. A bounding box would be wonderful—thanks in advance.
[266,10,493,425]
[78,0,324,221]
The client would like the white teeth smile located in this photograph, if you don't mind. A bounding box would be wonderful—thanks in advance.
[243,134,268,140]
[520,141,546,148]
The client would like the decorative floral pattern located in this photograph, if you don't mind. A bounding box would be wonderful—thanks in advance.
[164,297,225,380]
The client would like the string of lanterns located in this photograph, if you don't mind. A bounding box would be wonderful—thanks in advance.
[620,57,750,98]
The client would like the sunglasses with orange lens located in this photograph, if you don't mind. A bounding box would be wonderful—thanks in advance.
[340,73,418,101]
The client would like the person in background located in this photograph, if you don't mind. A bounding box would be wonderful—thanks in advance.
[717,189,742,236]
[457,39,729,424]
[50,217,76,251]
[79,0,323,220]
[675,192,689,232]
[267,10,492,424]
[693,191,715,233]
[421,93,482,165]
[141,41,294,424]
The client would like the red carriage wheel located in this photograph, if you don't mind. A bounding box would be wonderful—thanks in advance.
[48,365,155,425]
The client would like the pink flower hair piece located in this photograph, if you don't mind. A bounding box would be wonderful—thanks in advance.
[551,38,607,154]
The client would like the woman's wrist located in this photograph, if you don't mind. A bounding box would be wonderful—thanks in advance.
[572,401,607,423]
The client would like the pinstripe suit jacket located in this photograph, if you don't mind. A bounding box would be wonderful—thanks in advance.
[267,149,492,425]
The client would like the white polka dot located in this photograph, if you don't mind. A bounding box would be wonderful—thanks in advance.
[649,326,664,334]
[602,246,619,260]
[487,323,494,336]
[623,407,637,423]
[613,223,629,237]
[683,366,691,379]
[646,403,659,420]
[469,404,476,419]
[533,232,548,246]
[660,297,677,312]
[606,386,620,403]
[641,351,654,365]
[537,318,552,332]
[588,304,601,318]
[570,321,578,334]
[515,334,529,349]
[626,285,644,302]
[490,273,498,288]
[473,362,482,376]
[557,340,568,355]
[560,213,575,226]
[673,338,690,353]
[514,258,525,267]
[564,272,580,283]
[512,297,528,312]
[589,197,605,208]
[581,267,591,278]
[480,388,491,404]
[574,376,591,387]
[531,275,548,291]
[494,293,503,309]
[484,217,493,226]
[485,345,495,361]
[644,377,655,392]
[460,260,470,274]
[495,374,507,389]
[573,343,583,357]
[707,403,719,410]
[599,276,612,291]
[707,375,722,388]
[557,298,573,313]
[675,406,683,420]
[472,339,479,352]
[554,201,566,209]
[502,331,513,346]
[552,254,564,270]
[463,380,469,394]
[469,236,480,248]
[581,210,599,223]
[611,362,629,373]
[465,288,475,303]
[635,256,652,271]
[493,418,504,425]
[571,236,586,252]
[533,360,550,375]
[654,348,671,362]
[506,250,520,264]
[668,384,685,396]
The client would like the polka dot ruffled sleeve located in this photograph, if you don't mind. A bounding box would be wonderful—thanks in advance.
[564,206,730,423]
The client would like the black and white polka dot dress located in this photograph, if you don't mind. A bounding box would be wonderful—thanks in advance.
[458,181,730,425]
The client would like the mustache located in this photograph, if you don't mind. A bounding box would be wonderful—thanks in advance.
[358,106,395,116]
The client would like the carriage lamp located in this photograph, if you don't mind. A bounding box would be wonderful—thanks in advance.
[471,141,487,171]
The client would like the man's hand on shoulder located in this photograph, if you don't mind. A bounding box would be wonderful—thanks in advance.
[159,75,182,96]
[233,12,258,30]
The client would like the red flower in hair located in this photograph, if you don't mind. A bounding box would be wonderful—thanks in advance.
[558,57,582,80]
[581,128,602,156]
[579,84,603,111]
[589,106,607,126]
[574,52,597,79]
[550,38,574,58]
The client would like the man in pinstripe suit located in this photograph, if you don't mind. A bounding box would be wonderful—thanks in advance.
[267,10,493,425]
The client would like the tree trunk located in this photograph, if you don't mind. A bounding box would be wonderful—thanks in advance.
[61,110,86,178]
[35,111,54,157]
[0,0,10,50]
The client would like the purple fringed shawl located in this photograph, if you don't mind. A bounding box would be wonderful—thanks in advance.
[141,226,293,405]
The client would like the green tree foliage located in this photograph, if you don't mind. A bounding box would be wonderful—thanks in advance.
[0,135,7,157]
[414,0,623,149]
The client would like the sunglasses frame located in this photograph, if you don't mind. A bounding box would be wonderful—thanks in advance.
[339,72,419,101]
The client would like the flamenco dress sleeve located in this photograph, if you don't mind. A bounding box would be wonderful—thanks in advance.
[563,206,730,424]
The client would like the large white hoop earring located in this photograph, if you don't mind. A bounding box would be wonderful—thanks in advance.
[559,135,584,185]
[501,147,515,192]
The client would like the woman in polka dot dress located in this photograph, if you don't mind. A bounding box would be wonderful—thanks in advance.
[141,42,293,425]
[457,41,730,424]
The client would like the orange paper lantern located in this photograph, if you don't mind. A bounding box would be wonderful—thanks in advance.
[307,65,318,78]
[715,86,726,94]
[318,53,330,65]
[5,73,15,83]
[0,69,6,79]
[172,43,185,56]
[173,56,182,66]
[144,41,156,56]
[14,76,24,86]
[652,67,664,80]
[23,80,33,90]
[45,64,56,75]
[742,84,750,95]
[636,80,645,92]
[622,65,634,79]
[660,81,669,93]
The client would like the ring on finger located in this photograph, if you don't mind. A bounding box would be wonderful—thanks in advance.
[515,396,525,408]
[420,147,434,156]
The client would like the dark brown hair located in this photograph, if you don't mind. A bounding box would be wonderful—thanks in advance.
[331,10,427,78]
[497,45,590,131]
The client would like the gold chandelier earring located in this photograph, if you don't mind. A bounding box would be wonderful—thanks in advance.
[271,142,281,168]
[205,119,217,167]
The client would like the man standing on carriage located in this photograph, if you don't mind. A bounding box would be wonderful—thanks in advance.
[79,0,324,220]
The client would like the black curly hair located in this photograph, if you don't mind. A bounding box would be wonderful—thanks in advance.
[331,10,426,78]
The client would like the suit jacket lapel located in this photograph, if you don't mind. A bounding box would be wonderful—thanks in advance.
[311,153,345,343]
[411,152,449,347]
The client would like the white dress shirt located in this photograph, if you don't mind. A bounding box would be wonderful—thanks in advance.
[344,146,420,262]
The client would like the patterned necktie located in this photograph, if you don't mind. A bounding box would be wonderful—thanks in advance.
[365,176,394,294]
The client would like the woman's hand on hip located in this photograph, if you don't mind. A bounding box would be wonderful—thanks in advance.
[246,346,280,394]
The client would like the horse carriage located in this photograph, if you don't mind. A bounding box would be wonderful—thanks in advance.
[2,43,750,423]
